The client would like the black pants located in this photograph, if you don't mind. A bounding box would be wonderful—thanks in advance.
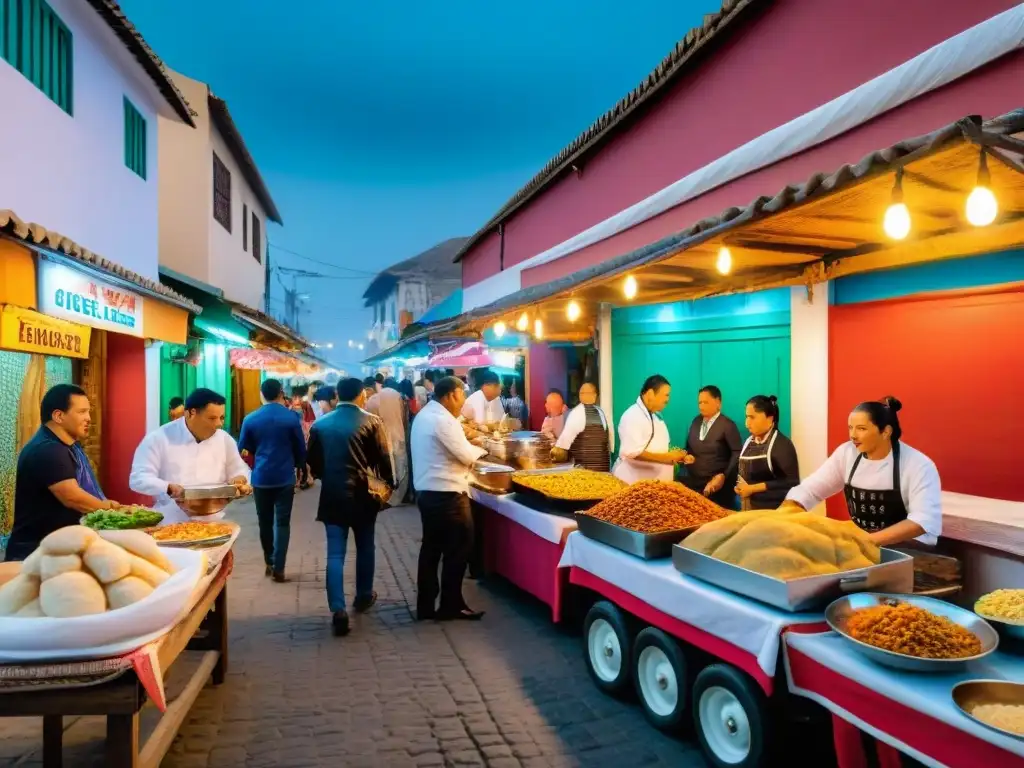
[417,491,473,616]
[682,475,738,510]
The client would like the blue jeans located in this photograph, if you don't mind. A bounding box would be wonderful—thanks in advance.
[253,485,295,573]
[325,522,376,613]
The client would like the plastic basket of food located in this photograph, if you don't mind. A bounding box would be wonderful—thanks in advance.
[0,526,206,661]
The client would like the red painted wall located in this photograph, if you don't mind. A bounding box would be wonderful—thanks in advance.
[102,333,148,505]
[462,0,1021,288]
[527,344,568,431]
[826,287,1024,519]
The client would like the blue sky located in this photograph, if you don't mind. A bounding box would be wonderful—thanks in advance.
[121,0,716,366]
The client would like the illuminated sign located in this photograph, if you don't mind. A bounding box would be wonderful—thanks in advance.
[0,305,91,359]
[37,260,144,337]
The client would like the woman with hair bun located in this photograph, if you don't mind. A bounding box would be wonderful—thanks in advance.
[783,396,942,547]
[735,395,800,511]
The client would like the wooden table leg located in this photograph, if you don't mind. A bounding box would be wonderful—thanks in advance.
[210,585,228,685]
[42,715,63,768]
[106,713,139,768]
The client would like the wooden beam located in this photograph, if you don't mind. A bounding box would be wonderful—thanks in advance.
[729,239,826,255]
[902,169,964,194]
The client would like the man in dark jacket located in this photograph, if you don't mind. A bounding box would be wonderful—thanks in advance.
[307,378,395,637]
[682,385,742,509]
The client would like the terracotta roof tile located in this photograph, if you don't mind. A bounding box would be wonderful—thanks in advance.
[225,300,308,347]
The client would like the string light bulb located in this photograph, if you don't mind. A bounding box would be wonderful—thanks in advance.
[623,275,638,300]
[493,321,506,339]
[966,150,998,227]
[515,312,529,332]
[566,300,581,322]
[716,246,733,275]
[883,168,911,240]
[533,318,544,339]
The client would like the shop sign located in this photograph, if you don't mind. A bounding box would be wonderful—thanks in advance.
[37,260,145,337]
[0,305,91,359]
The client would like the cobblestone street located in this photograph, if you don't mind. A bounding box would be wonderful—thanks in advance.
[0,489,707,767]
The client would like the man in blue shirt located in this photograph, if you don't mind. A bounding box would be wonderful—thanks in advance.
[238,378,307,582]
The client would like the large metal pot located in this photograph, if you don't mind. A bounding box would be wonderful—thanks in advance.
[484,431,554,469]
[470,461,516,494]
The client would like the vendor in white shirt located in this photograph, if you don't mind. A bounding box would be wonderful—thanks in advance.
[551,382,613,472]
[129,388,252,525]
[783,396,942,547]
[461,369,505,427]
[612,375,687,484]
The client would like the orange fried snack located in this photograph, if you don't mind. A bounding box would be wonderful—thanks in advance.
[846,602,982,659]
[581,481,728,533]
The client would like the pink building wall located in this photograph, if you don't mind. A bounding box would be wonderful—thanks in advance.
[461,0,1021,289]
[527,344,568,431]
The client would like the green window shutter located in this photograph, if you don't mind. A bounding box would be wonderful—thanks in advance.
[123,97,147,179]
[0,0,72,114]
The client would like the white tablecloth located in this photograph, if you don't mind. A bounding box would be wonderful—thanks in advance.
[785,631,1024,762]
[557,531,824,677]
[468,489,578,545]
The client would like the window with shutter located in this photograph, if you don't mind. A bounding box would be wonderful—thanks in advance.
[212,152,231,231]
[251,213,261,264]
[0,0,74,114]
[123,97,146,179]
[242,204,248,251]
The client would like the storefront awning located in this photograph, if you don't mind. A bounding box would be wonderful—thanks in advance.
[229,347,320,376]
[427,342,493,369]
[227,301,307,350]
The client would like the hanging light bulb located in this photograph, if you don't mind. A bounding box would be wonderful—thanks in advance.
[883,168,911,240]
[493,321,506,339]
[966,150,998,227]
[515,312,529,332]
[566,300,581,322]
[623,275,638,300]
[534,318,544,339]
[716,246,733,275]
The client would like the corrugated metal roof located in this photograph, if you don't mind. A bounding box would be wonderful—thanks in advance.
[363,237,467,305]
[226,300,308,347]
[0,209,201,313]
[454,0,765,262]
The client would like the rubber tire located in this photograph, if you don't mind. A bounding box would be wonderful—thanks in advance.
[582,600,632,696]
[632,627,690,732]
[692,664,769,768]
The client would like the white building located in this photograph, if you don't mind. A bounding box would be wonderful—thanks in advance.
[0,0,195,279]
[156,70,282,310]
[363,237,465,352]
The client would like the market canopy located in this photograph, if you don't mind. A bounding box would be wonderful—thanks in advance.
[229,348,321,376]
[427,341,493,369]
[404,109,1024,342]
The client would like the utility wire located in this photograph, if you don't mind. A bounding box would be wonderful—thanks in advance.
[268,241,378,276]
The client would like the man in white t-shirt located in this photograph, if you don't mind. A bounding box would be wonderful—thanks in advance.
[461,369,505,426]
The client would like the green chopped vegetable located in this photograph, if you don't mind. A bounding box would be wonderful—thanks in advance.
[81,506,164,530]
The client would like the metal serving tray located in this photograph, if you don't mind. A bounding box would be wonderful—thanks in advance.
[671,545,915,612]
[575,514,699,560]
[180,484,238,500]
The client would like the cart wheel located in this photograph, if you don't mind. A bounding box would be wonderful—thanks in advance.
[692,664,768,768]
[582,601,632,696]
[632,627,689,732]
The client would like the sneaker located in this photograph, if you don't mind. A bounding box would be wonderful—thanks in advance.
[353,591,378,613]
[332,611,350,637]
[272,571,289,583]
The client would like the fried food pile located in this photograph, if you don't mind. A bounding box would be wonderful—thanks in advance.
[581,481,728,533]
[975,589,1024,622]
[150,522,234,543]
[0,526,183,618]
[682,509,880,580]
[846,602,982,659]
[513,469,626,500]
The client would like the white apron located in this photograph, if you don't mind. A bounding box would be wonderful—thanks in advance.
[613,406,673,484]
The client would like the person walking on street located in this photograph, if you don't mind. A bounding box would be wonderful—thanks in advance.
[410,376,488,622]
[313,385,339,420]
[238,379,307,582]
[307,378,395,637]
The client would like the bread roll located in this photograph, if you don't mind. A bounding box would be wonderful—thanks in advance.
[15,598,44,617]
[19,548,43,577]
[105,577,154,610]
[128,553,170,588]
[82,539,132,584]
[41,526,98,556]
[98,530,174,573]
[0,574,41,616]
[40,554,83,581]
[39,571,106,617]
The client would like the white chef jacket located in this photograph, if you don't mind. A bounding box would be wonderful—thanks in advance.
[411,401,487,494]
[556,403,614,453]
[461,389,506,425]
[785,441,942,545]
[613,398,672,484]
[129,418,251,525]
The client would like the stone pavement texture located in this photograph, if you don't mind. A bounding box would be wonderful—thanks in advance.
[0,489,709,767]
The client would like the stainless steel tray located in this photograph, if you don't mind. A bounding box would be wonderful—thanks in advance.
[576,514,698,560]
[671,545,915,612]
[180,484,238,500]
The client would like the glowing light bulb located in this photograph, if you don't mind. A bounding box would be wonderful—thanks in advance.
[493,321,506,339]
[623,275,638,300]
[716,246,733,275]
[533,318,544,339]
[883,202,911,240]
[516,312,529,332]
[566,300,581,322]
[966,185,997,227]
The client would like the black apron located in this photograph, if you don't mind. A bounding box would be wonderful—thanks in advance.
[844,445,908,533]
[570,404,611,472]
[738,430,778,511]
